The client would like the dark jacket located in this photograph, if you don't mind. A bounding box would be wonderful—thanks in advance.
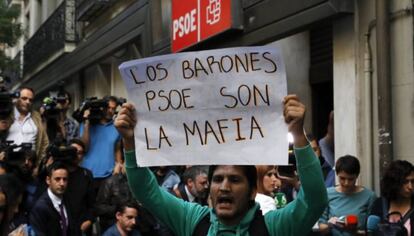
[29,191,76,236]
[95,173,162,236]
[173,182,207,206]
[95,174,134,231]
[65,166,96,231]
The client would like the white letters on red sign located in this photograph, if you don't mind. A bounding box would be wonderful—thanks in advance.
[173,9,197,40]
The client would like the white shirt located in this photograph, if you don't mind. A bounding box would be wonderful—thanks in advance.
[184,185,196,202]
[47,188,68,226]
[7,108,37,149]
[255,193,277,215]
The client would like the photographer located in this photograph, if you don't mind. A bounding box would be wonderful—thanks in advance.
[56,90,79,144]
[41,90,79,145]
[79,96,122,193]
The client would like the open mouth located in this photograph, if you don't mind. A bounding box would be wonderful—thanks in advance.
[217,196,234,206]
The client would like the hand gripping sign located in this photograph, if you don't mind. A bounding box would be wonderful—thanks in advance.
[119,46,288,167]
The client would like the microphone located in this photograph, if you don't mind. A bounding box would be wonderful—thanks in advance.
[336,215,358,230]
[366,215,381,232]
[345,215,358,227]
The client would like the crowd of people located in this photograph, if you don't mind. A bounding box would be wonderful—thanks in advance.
[0,87,413,236]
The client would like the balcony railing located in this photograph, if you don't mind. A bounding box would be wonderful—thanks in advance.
[76,0,116,21]
[23,0,76,75]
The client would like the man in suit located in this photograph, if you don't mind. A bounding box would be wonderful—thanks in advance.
[172,166,209,205]
[29,162,74,236]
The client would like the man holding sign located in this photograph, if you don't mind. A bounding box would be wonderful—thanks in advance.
[119,46,290,166]
[114,94,327,235]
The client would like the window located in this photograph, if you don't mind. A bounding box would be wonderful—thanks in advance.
[151,0,171,46]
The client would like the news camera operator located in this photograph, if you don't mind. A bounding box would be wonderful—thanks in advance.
[41,90,79,145]
[77,96,123,193]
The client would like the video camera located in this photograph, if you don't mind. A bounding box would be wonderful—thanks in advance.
[0,76,19,119]
[42,97,61,119]
[41,86,69,119]
[0,140,33,167]
[72,96,126,124]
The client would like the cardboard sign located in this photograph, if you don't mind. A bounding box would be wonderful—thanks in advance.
[119,46,288,166]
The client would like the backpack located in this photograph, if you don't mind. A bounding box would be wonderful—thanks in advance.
[192,208,270,236]
[372,198,414,236]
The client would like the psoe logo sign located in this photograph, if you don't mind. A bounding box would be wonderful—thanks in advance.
[172,0,233,52]
[206,0,221,25]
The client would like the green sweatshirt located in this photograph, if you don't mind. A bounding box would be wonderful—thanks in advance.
[125,145,327,236]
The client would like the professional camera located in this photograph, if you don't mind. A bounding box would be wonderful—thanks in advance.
[0,140,32,167]
[72,97,107,124]
[42,86,69,119]
[46,144,77,164]
[42,96,61,119]
[72,96,127,124]
[114,97,127,106]
[55,91,67,104]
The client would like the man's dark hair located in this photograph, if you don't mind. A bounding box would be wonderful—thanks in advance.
[115,200,139,215]
[335,155,360,176]
[182,166,207,184]
[46,161,68,177]
[69,138,85,151]
[381,160,414,201]
[19,87,35,96]
[208,165,257,192]
[24,149,37,166]
[0,174,23,206]
[105,96,118,104]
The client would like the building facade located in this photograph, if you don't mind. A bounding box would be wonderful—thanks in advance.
[5,0,414,192]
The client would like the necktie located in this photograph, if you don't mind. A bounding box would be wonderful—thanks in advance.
[59,203,67,236]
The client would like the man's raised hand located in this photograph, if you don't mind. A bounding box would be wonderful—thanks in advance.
[115,103,137,150]
[283,95,308,147]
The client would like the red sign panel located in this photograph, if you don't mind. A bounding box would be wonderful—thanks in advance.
[172,0,233,52]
